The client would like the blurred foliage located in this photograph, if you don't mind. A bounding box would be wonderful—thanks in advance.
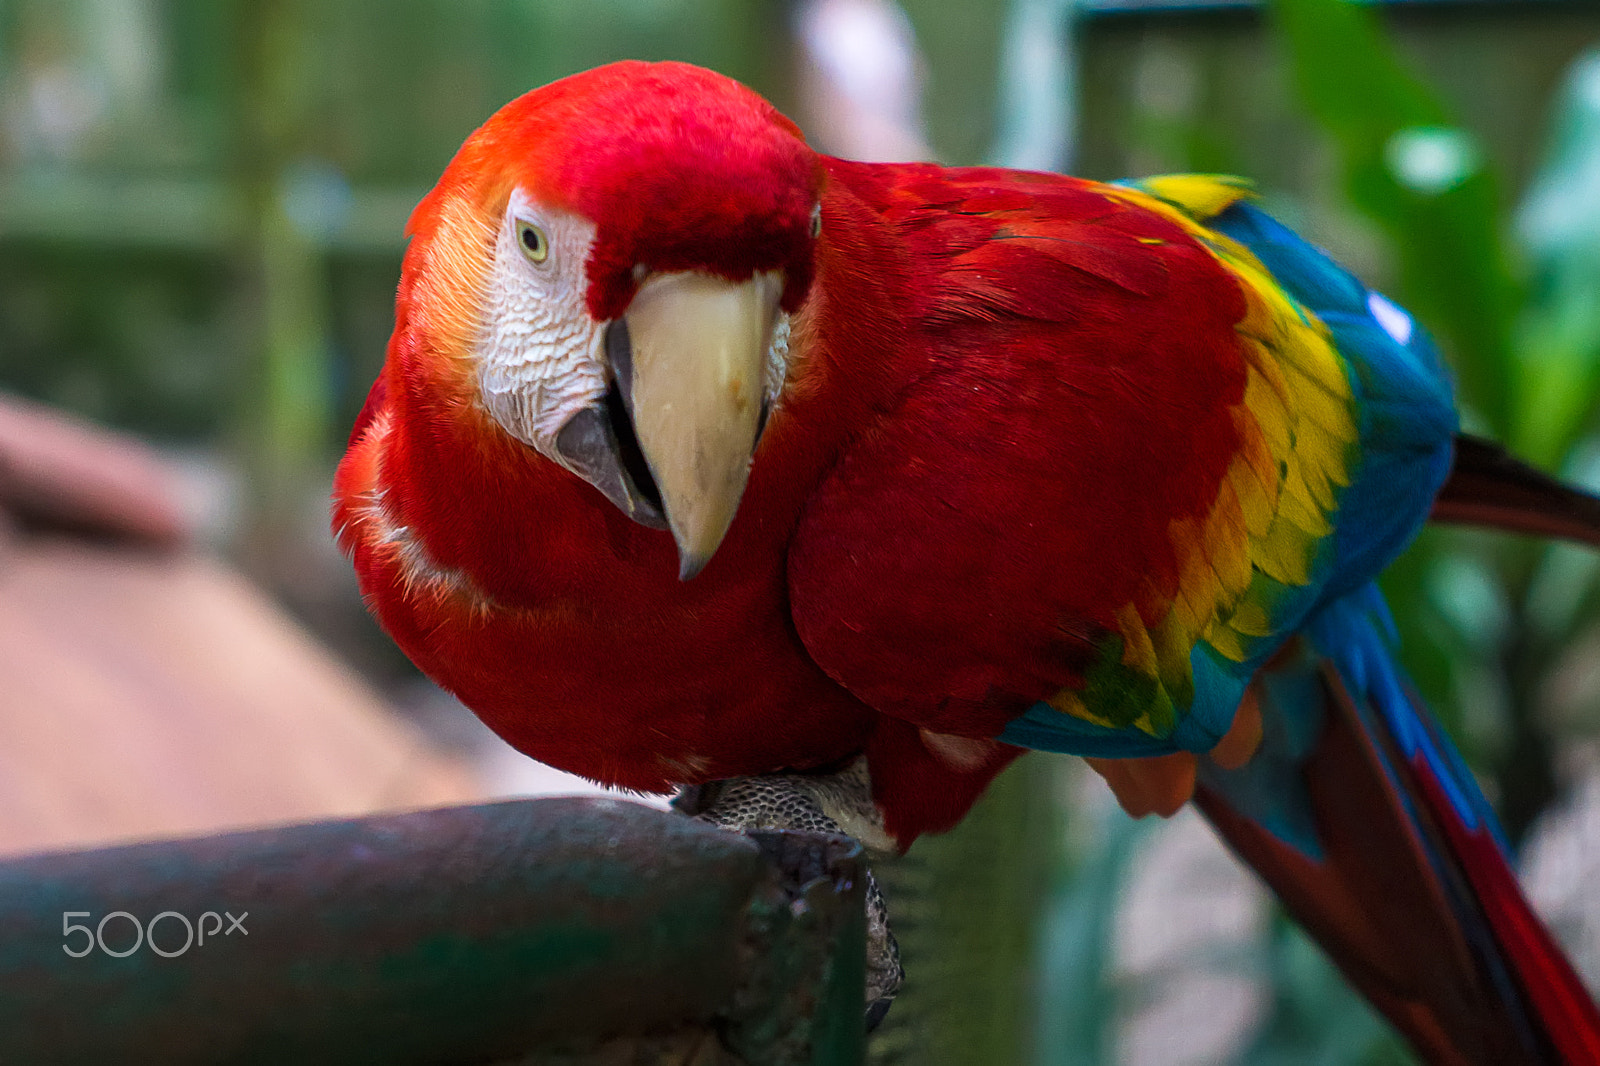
[1031,794,1148,1066]
[0,0,786,450]
[0,0,799,648]
[1272,0,1520,430]
[871,756,1064,1066]
[4,2,1600,1064]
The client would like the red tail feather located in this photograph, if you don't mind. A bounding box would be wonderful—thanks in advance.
[1196,661,1600,1063]
[1409,758,1600,1064]
[1432,435,1600,547]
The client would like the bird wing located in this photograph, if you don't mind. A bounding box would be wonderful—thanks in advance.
[789,170,1453,757]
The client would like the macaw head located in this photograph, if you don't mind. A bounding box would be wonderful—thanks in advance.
[404,61,823,578]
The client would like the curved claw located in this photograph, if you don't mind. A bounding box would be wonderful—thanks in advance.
[674,770,904,1020]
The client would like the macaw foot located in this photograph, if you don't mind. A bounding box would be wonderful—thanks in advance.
[673,758,903,1028]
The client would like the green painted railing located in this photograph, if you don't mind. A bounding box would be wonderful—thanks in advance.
[0,797,866,1065]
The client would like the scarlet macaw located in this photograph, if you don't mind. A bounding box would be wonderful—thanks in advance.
[334,61,1600,1061]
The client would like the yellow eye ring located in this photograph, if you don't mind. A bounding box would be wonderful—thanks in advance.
[517,220,549,263]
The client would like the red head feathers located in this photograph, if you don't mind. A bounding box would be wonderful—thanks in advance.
[409,61,823,322]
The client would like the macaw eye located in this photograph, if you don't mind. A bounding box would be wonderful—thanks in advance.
[517,220,549,263]
[810,205,823,239]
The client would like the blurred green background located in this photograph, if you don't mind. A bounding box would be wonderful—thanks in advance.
[2,0,1598,1062]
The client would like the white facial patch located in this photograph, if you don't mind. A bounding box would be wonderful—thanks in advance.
[476,188,797,467]
[476,191,609,460]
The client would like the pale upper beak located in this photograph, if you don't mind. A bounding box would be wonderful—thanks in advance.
[555,271,782,580]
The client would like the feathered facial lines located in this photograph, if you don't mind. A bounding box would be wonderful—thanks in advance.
[475,188,610,460]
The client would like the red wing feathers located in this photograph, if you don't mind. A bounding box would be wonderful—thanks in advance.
[790,165,1251,743]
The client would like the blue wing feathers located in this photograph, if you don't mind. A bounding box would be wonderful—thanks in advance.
[1210,202,1456,608]
[1306,586,1499,841]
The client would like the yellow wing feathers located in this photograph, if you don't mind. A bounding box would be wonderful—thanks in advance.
[1129,177,1358,657]
[1049,178,1359,739]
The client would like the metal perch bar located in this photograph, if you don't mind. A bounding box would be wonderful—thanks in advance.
[0,797,866,1065]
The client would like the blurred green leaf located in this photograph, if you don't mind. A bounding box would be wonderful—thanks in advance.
[1033,796,1149,1066]
[1511,49,1600,468]
[871,756,1065,1066]
[1268,0,1520,434]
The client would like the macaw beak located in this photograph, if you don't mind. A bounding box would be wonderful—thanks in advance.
[556,271,780,580]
